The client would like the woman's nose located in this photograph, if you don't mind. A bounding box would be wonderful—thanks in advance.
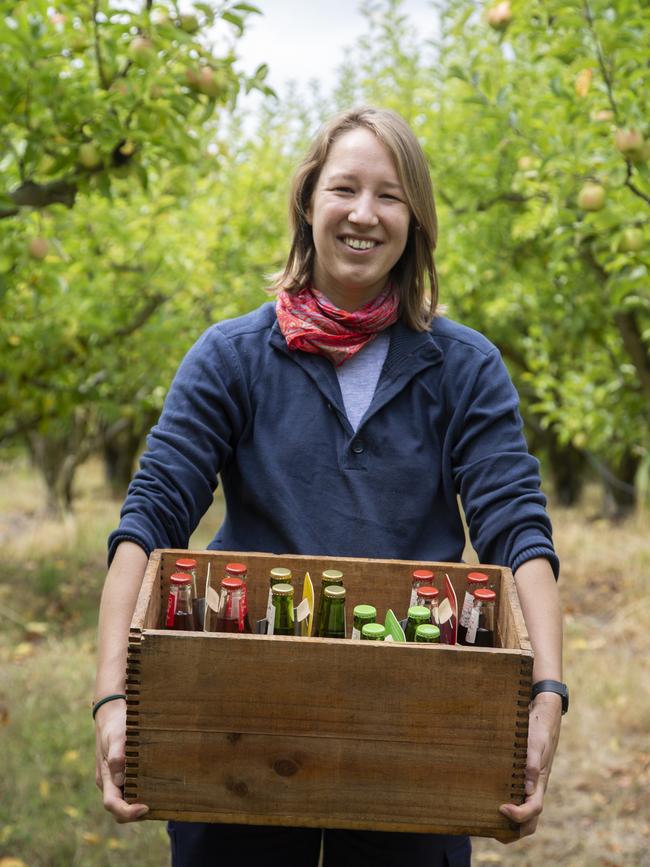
[348,193,379,226]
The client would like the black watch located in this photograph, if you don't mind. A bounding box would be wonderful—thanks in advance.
[531,679,569,715]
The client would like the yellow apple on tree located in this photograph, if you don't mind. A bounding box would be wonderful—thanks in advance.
[486,1,512,31]
[614,128,645,161]
[577,182,606,212]
[28,238,49,260]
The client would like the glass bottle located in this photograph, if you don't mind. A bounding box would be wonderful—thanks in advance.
[175,557,201,625]
[415,623,441,643]
[175,557,198,595]
[415,585,440,625]
[465,587,497,647]
[361,622,386,641]
[405,605,431,642]
[409,569,434,608]
[318,585,346,639]
[265,567,293,625]
[205,576,251,634]
[165,572,196,631]
[315,569,344,636]
[351,604,376,640]
[268,583,295,636]
[225,563,250,631]
[457,571,489,645]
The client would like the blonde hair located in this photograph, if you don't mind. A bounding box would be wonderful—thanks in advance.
[271,106,439,331]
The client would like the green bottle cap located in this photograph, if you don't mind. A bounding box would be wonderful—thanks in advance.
[353,604,376,619]
[407,605,431,623]
[415,624,441,643]
[271,583,293,597]
[322,569,344,584]
[324,585,346,599]
[361,623,386,640]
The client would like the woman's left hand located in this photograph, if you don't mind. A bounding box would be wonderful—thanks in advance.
[499,692,563,837]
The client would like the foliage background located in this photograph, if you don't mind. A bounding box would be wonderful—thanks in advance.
[0,0,649,864]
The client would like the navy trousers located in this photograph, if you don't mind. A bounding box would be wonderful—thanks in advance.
[168,822,472,866]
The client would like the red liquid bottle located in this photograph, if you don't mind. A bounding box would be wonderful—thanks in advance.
[457,572,489,645]
[165,572,197,631]
[224,562,251,633]
[464,587,497,647]
[209,576,252,634]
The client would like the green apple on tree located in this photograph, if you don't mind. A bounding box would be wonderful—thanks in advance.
[78,142,103,170]
[618,227,644,253]
[178,14,199,34]
[128,35,155,66]
[198,67,227,99]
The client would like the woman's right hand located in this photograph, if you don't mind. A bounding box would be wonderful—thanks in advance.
[95,698,149,823]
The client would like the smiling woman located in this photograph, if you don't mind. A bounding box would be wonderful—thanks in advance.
[95,106,564,867]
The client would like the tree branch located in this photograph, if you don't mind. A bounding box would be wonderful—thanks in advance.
[92,0,110,89]
[0,178,77,219]
[614,310,650,403]
[436,187,546,215]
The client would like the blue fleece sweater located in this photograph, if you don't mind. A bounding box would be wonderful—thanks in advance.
[109,302,558,577]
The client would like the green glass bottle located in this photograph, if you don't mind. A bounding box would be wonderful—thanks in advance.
[361,622,386,641]
[265,567,292,625]
[315,569,344,636]
[318,585,346,639]
[405,605,431,642]
[415,623,441,643]
[352,604,376,640]
[269,583,294,636]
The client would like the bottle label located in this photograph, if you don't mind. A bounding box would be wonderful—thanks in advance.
[409,587,418,609]
[267,601,275,636]
[466,603,480,644]
[166,590,177,629]
[459,591,473,628]
[351,626,361,641]
[265,589,274,626]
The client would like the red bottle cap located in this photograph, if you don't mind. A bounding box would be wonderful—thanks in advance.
[412,569,434,582]
[221,577,244,590]
[467,572,489,585]
[416,585,439,599]
[473,588,496,601]
[170,572,192,585]
[175,558,197,570]
[226,563,247,576]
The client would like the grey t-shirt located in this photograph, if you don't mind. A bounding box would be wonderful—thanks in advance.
[335,331,390,432]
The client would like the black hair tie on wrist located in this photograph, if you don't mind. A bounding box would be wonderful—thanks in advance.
[92,693,127,720]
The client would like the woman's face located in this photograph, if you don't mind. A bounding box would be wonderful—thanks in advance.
[307,127,411,310]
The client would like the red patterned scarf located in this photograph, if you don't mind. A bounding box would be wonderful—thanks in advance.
[276,285,399,366]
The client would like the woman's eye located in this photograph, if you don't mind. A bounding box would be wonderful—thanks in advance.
[333,186,353,193]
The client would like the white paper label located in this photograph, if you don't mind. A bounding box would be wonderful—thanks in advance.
[267,604,275,636]
[465,604,480,644]
[384,634,394,642]
[351,626,361,641]
[265,588,274,625]
[459,591,474,628]
[409,587,418,609]
[296,598,310,622]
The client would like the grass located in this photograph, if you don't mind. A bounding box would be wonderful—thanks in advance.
[0,457,649,866]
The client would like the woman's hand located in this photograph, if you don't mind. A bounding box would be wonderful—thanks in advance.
[95,698,149,823]
[499,692,562,837]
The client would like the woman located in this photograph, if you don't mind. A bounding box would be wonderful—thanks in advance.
[94,106,565,867]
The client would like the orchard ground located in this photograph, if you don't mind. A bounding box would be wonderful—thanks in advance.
[0,457,648,867]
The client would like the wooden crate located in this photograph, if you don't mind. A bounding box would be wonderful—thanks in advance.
[125,550,533,842]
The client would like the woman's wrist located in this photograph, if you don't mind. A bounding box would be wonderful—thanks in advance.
[92,693,127,721]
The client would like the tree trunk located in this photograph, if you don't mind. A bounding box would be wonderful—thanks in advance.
[26,423,88,516]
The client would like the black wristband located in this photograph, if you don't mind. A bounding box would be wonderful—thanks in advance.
[92,693,127,720]
[531,680,569,715]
